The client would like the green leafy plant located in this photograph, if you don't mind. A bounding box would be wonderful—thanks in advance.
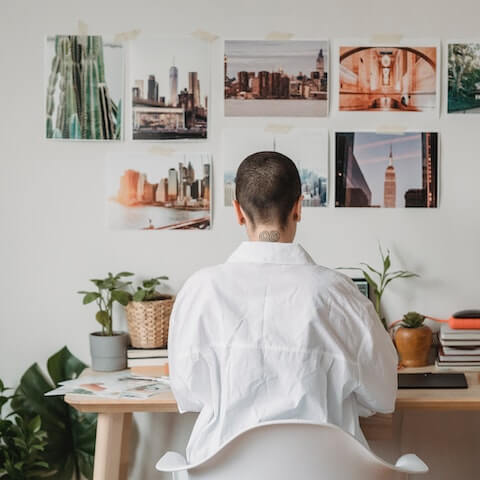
[12,347,97,480]
[78,271,133,335]
[132,276,169,302]
[0,380,49,479]
[339,245,418,329]
[401,312,426,329]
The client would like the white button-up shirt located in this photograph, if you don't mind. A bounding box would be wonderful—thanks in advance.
[169,242,398,464]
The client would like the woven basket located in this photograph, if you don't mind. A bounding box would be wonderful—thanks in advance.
[126,295,174,348]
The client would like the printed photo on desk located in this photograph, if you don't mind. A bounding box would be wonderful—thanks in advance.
[130,36,209,140]
[106,152,211,230]
[224,128,328,207]
[45,35,124,140]
[337,44,438,113]
[335,132,438,208]
[224,40,329,116]
[448,42,480,113]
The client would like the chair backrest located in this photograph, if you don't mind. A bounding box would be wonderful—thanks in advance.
[186,421,417,480]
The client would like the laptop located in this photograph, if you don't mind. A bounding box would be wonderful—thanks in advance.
[398,373,468,389]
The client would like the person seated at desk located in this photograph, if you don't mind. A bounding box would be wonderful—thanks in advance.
[169,151,398,464]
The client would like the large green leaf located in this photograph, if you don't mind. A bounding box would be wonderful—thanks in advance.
[11,347,96,480]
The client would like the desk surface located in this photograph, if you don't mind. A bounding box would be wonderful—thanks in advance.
[65,366,480,414]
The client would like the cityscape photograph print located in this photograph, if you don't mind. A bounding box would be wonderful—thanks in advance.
[130,37,209,140]
[448,43,480,113]
[45,35,124,140]
[106,152,211,230]
[224,40,328,116]
[224,128,328,206]
[335,132,438,208]
[339,45,437,112]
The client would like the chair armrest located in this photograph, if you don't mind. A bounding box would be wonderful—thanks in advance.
[395,453,429,474]
[156,451,189,472]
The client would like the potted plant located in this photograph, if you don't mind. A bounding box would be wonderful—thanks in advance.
[78,272,133,371]
[394,312,433,367]
[126,276,174,349]
[339,245,418,329]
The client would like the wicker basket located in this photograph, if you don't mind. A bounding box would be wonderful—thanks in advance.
[126,295,174,348]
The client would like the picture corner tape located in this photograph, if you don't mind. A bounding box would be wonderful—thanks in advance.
[192,29,219,42]
[148,145,176,156]
[375,125,408,135]
[77,20,88,36]
[264,124,293,134]
[113,29,141,43]
[369,33,403,44]
[265,31,294,41]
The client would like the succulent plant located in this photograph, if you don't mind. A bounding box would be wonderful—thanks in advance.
[401,312,426,329]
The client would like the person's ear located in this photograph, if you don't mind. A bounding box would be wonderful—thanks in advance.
[233,200,247,226]
[293,196,303,222]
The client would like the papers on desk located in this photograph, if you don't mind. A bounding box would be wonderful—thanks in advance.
[45,372,170,399]
[436,326,480,371]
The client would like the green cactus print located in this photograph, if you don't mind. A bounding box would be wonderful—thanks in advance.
[46,35,122,140]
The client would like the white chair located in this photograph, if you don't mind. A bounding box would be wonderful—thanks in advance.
[156,420,428,479]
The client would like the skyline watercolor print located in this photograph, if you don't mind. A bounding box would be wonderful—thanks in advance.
[224,128,328,207]
[45,35,124,140]
[338,45,437,112]
[335,132,438,208]
[107,152,211,230]
[225,40,328,117]
[448,43,480,113]
[130,36,209,140]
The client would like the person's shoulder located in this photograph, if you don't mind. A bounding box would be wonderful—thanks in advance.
[302,264,355,291]
[180,264,225,291]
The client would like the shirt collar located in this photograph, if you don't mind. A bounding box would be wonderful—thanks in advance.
[227,241,316,266]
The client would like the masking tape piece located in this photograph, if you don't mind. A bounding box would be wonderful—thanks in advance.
[192,29,219,42]
[375,125,408,135]
[369,34,403,44]
[264,124,293,134]
[265,31,294,41]
[149,145,176,156]
[77,20,88,36]
[114,29,141,43]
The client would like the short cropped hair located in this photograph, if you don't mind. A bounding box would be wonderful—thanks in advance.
[235,151,301,229]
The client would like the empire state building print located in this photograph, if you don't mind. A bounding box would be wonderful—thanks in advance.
[383,145,396,208]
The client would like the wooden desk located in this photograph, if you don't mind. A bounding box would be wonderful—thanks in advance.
[66,366,480,480]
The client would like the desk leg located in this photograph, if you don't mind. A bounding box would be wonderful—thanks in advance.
[93,412,132,480]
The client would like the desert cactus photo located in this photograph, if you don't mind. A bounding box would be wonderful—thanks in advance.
[45,35,123,140]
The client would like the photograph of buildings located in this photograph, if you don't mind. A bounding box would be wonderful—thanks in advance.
[224,128,328,207]
[335,132,438,208]
[448,43,480,113]
[45,35,123,140]
[130,37,209,140]
[339,45,437,112]
[224,40,328,116]
[106,152,211,230]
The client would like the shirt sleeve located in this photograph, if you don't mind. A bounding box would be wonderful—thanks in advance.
[354,300,398,416]
[168,278,209,414]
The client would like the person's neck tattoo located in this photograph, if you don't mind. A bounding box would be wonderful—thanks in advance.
[258,230,280,242]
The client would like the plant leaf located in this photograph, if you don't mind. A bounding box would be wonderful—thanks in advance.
[361,270,379,295]
[133,290,146,302]
[116,271,134,277]
[111,290,131,306]
[96,310,110,327]
[82,292,100,305]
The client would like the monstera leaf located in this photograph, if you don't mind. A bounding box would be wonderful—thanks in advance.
[11,347,96,480]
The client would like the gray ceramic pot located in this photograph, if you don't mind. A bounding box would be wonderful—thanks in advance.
[89,332,128,371]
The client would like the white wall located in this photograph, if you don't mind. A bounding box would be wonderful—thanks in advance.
[1,0,480,478]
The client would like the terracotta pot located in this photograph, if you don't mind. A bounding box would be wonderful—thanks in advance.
[395,326,433,367]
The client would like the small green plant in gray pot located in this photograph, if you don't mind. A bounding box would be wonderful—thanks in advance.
[78,272,133,371]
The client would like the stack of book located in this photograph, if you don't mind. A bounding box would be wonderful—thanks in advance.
[436,325,480,370]
[127,347,169,376]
